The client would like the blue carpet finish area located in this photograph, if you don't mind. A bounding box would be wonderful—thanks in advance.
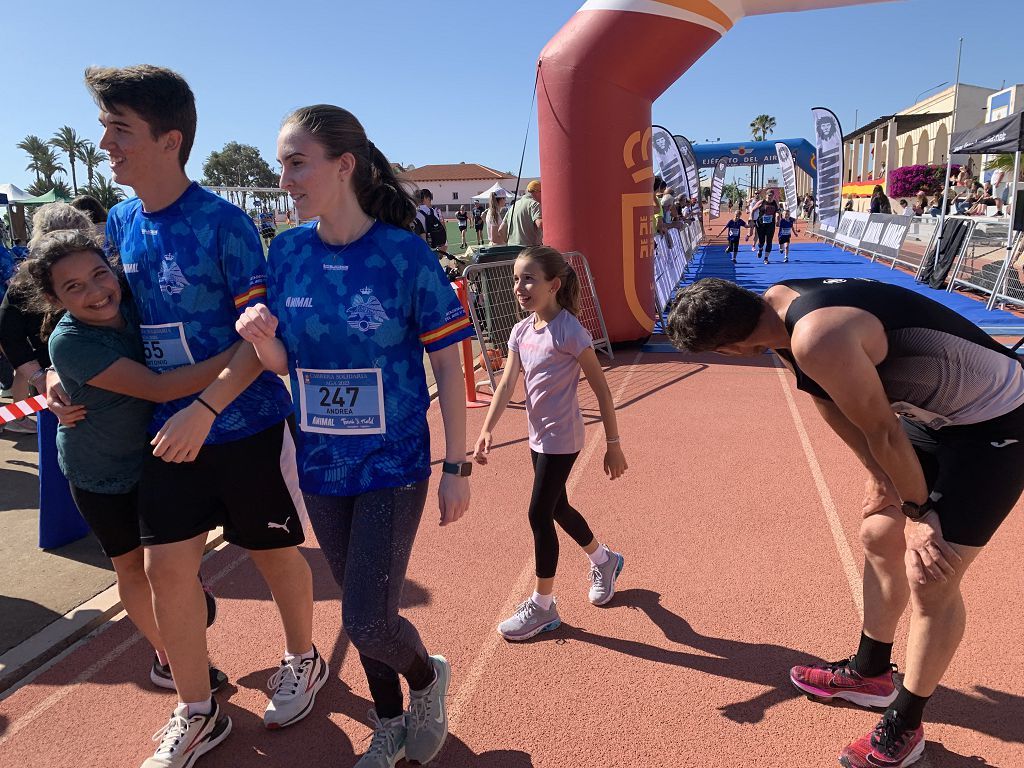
[672,240,1024,333]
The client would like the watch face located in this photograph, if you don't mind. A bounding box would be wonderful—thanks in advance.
[460,462,472,477]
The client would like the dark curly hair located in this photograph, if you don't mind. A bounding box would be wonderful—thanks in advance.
[666,278,765,352]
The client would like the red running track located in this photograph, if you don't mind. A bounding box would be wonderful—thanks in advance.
[1,350,1022,767]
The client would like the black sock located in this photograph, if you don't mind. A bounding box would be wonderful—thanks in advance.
[366,674,404,720]
[852,631,894,677]
[891,685,930,730]
[404,651,436,693]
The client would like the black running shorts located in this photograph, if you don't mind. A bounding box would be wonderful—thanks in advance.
[902,401,1024,547]
[139,418,306,550]
[779,235,791,245]
[70,484,142,559]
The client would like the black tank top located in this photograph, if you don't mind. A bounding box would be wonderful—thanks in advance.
[774,278,1024,428]
[758,200,779,224]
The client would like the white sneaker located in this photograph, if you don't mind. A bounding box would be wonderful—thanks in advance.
[5,415,36,434]
[264,645,329,729]
[140,701,231,768]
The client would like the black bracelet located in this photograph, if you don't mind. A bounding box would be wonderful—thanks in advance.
[195,396,220,417]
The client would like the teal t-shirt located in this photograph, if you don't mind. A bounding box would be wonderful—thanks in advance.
[48,304,154,494]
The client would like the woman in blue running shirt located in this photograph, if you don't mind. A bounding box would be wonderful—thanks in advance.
[235,105,474,768]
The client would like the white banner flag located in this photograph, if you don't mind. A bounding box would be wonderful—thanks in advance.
[673,135,700,204]
[775,142,799,217]
[811,107,844,233]
[709,158,727,219]
[651,125,686,201]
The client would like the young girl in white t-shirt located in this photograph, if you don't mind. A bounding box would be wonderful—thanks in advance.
[473,246,628,641]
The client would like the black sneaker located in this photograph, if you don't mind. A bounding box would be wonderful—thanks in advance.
[151,656,229,693]
[202,580,216,628]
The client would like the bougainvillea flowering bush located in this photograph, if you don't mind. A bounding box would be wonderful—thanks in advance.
[888,164,960,197]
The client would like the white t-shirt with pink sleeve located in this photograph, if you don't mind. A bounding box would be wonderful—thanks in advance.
[507,309,593,454]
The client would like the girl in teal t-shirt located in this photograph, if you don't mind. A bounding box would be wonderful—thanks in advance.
[17,229,237,690]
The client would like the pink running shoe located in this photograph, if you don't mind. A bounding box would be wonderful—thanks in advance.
[790,656,898,709]
[839,711,925,768]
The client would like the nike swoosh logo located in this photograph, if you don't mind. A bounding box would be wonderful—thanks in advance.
[991,439,1019,448]
[827,678,864,689]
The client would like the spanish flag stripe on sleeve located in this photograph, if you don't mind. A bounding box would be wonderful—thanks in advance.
[234,285,267,309]
[419,315,472,345]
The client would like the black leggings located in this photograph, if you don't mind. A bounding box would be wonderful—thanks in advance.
[529,451,596,579]
[304,481,435,718]
[757,223,776,254]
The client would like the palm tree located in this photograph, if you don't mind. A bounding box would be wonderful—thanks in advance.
[77,142,109,188]
[50,126,90,194]
[81,173,126,210]
[750,114,778,189]
[17,135,50,184]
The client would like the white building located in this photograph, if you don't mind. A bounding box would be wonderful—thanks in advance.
[399,163,538,211]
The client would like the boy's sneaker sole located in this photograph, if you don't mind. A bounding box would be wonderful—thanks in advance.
[498,618,561,642]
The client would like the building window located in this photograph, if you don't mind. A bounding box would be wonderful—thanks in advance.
[452,192,459,200]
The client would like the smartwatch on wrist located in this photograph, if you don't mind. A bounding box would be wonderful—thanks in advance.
[900,498,932,521]
[442,461,472,477]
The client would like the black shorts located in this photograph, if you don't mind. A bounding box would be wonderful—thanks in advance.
[779,235,791,245]
[69,484,142,559]
[474,223,484,232]
[727,238,739,253]
[458,224,467,231]
[139,418,306,550]
[902,402,1024,547]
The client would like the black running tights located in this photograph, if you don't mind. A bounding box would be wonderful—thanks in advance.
[757,223,775,254]
[529,450,596,579]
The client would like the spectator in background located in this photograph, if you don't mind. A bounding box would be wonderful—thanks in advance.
[413,188,450,255]
[968,182,1004,217]
[485,191,507,245]
[501,180,543,247]
[844,194,855,213]
[803,193,816,223]
[898,199,911,216]
[0,203,95,434]
[472,200,486,245]
[70,194,108,244]
[869,185,891,214]
[928,193,944,217]
[913,191,928,217]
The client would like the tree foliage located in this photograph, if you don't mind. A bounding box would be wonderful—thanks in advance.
[81,173,127,210]
[201,142,278,208]
[50,126,89,194]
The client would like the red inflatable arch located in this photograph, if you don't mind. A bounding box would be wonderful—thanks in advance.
[538,0,887,343]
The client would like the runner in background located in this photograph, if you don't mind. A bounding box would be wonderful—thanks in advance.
[258,205,277,248]
[456,205,469,248]
[754,189,780,264]
[472,201,485,245]
[746,191,762,251]
[777,207,799,263]
[60,65,322,768]
[717,210,746,264]
[235,104,473,768]
[473,246,628,642]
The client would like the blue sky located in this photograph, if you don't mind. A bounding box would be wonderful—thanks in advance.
[2,0,1021,194]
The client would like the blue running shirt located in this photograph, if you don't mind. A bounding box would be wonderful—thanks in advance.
[778,217,795,237]
[106,182,292,443]
[726,219,746,239]
[267,221,474,496]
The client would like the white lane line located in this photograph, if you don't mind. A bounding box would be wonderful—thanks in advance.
[448,351,644,728]
[773,359,863,618]
[0,547,250,747]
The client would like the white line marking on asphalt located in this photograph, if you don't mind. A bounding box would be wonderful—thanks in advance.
[773,359,863,618]
[0,545,249,747]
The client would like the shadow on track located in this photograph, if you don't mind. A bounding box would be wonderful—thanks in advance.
[534,588,1024,745]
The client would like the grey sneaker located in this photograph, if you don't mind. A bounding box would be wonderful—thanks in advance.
[406,655,450,764]
[588,547,624,606]
[497,598,561,641]
[355,709,406,768]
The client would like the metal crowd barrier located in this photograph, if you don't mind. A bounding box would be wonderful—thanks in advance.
[462,251,614,392]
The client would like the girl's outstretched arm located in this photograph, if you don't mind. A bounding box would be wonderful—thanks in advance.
[578,348,628,480]
[472,349,522,464]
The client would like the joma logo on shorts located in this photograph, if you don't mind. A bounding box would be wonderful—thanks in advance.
[286,297,313,308]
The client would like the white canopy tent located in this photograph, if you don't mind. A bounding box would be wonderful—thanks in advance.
[0,183,30,201]
[472,183,518,202]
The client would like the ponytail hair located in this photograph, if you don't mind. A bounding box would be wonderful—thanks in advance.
[518,245,581,316]
[283,104,417,229]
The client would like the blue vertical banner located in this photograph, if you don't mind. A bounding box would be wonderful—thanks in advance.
[811,107,844,233]
[709,158,728,219]
[775,142,800,215]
